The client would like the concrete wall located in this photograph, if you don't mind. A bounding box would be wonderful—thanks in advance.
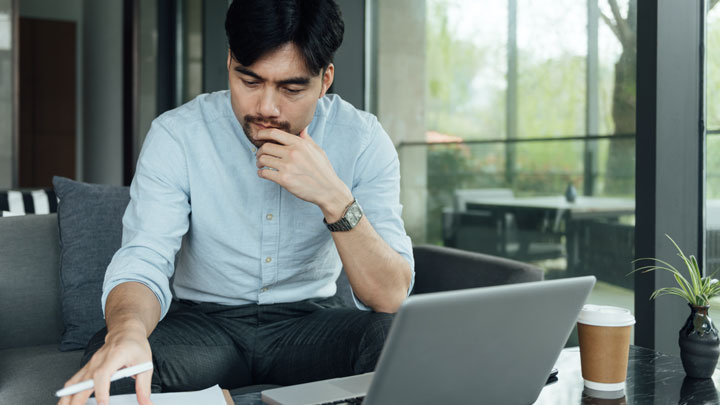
[375,0,427,243]
[82,0,123,185]
[333,0,365,110]
[20,0,84,182]
[0,0,12,188]
[136,0,157,168]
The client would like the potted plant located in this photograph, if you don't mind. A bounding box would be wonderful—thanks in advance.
[634,235,720,378]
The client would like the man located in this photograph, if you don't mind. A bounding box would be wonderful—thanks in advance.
[59,1,414,404]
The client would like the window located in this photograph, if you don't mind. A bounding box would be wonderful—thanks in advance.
[706,1,720,319]
[377,0,637,344]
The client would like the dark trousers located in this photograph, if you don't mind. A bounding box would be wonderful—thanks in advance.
[82,297,394,394]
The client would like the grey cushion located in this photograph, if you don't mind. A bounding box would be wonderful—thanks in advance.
[53,176,130,351]
[0,214,64,350]
[0,344,83,404]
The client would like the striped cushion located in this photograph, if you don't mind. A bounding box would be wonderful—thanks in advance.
[0,189,58,216]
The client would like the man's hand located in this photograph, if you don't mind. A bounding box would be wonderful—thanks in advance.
[255,127,353,222]
[255,127,411,312]
[58,324,153,405]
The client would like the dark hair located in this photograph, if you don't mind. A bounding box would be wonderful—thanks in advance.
[225,0,344,75]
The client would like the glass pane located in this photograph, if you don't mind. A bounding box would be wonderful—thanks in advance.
[137,0,158,155]
[181,0,203,103]
[0,0,12,187]
[706,2,720,319]
[377,0,638,345]
[426,0,507,140]
[708,3,720,131]
[517,0,586,138]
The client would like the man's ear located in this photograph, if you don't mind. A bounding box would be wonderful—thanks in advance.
[319,64,335,98]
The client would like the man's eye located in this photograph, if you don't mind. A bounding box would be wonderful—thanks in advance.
[243,80,259,87]
[284,88,302,95]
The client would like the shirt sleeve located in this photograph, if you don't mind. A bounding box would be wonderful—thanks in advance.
[348,117,415,310]
[101,119,191,320]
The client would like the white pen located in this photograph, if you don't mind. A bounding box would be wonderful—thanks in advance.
[55,361,154,398]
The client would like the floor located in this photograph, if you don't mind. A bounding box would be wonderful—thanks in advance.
[535,257,635,346]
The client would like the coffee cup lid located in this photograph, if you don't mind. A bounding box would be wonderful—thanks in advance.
[577,304,636,327]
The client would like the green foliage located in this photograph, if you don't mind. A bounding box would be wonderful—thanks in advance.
[708,138,720,199]
[517,54,586,138]
[632,235,720,307]
[707,7,720,131]
[707,9,720,200]
[426,0,502,139]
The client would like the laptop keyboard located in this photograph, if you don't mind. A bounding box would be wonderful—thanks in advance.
[321,396,365,404]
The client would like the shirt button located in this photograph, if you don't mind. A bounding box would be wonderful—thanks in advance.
[266,213,273,220]
[261,287,269,292]
[252,147,257,153]
[265,257,272,263]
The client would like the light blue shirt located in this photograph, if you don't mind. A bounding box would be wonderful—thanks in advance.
[102,91,414,319]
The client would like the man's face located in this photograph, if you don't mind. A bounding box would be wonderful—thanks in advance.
[227,43,334,147]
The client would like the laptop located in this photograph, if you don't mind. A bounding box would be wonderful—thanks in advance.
[262,276,596,405]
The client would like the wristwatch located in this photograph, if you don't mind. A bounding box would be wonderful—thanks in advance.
[324,199,363,232]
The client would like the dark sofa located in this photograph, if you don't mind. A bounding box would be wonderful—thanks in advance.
[0,184,543,404]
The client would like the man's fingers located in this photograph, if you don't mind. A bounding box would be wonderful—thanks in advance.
[254,128,297,145]
[256,142,286,159]
[258,168,282,183]
[58,367,90,405]
[63,358,101,387]
[68,387,95,405]
[256,154,283,170]
[91,368,114,405]
[84,354,134,405]
[135,369,154,405]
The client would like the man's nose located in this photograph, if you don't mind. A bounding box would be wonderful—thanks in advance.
[258,88,280,118]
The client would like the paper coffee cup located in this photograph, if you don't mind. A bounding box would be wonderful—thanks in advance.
[577,305,635,391]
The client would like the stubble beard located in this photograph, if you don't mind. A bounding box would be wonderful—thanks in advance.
[242,115,293,147]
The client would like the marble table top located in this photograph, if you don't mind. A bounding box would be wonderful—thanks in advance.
[231,345,720,404]
[536,346,720,404]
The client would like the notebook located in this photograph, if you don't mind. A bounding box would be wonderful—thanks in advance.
[262,276,596,405]
[84,384,233,405]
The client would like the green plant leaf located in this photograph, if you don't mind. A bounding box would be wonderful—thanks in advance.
[690,255,703,294]
[666,235,702,298]
[630,262,693,294]
[651,287,692,302]
[635,257,683,275]
[632,264,679,274]
[674,272,692,299]
[634,235,713,305]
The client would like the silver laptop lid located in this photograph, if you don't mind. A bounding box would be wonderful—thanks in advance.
[364,276,596,405]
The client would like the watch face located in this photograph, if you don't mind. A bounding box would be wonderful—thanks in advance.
[345,202,363,227]
[325,200,364,231]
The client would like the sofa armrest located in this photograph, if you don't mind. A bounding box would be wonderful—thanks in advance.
[0,214,64,349]
[411,244,543,294]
